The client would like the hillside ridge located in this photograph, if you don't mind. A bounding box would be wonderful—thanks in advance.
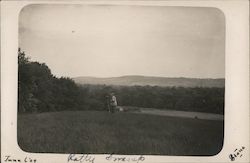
[73,75,225,88]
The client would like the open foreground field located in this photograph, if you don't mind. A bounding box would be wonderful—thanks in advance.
[18,111,224,156]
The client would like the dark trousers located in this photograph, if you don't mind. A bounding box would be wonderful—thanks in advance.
[110,105,116,113]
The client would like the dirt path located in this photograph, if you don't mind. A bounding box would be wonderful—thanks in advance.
[132,108,223,121]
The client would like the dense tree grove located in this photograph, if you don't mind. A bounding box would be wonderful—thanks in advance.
[80,84,224,114]
[18,48,84,113]
[18,49,224,114]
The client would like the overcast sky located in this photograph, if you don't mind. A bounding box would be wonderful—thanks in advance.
[19,5,225,78]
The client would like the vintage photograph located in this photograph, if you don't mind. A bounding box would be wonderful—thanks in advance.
[17,4,225,156]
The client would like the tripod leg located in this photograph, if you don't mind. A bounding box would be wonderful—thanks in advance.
[108,104,110,113]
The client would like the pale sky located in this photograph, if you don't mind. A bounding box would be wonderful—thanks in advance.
[19,5,225,78]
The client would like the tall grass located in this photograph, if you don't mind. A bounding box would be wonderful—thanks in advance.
[18,111,223,156]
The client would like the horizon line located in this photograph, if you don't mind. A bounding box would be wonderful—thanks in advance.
[71,75,225,80]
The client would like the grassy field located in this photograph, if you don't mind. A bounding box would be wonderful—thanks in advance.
[17,111,223,156]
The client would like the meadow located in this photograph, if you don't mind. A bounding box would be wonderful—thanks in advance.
[18,111,224,156]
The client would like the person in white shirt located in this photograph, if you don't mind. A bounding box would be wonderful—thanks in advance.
[110,92,117,113]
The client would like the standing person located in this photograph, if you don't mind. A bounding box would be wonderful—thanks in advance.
[110,92,117,113]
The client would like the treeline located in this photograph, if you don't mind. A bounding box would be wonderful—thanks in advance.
[79,84,224,114]
[18,48,85,113]
[18,49,224,114]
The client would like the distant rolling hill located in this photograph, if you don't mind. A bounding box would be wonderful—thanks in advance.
[73,75,225,88]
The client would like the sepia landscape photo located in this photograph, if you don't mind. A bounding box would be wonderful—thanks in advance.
[18,4,225,156]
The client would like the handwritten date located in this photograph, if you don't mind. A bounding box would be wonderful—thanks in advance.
[4,156,37,163]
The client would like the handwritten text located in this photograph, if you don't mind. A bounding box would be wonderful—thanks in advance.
[4,155,37,163]
[106,154,145,163]
[68,154,95,163]
[229,146,245,161]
